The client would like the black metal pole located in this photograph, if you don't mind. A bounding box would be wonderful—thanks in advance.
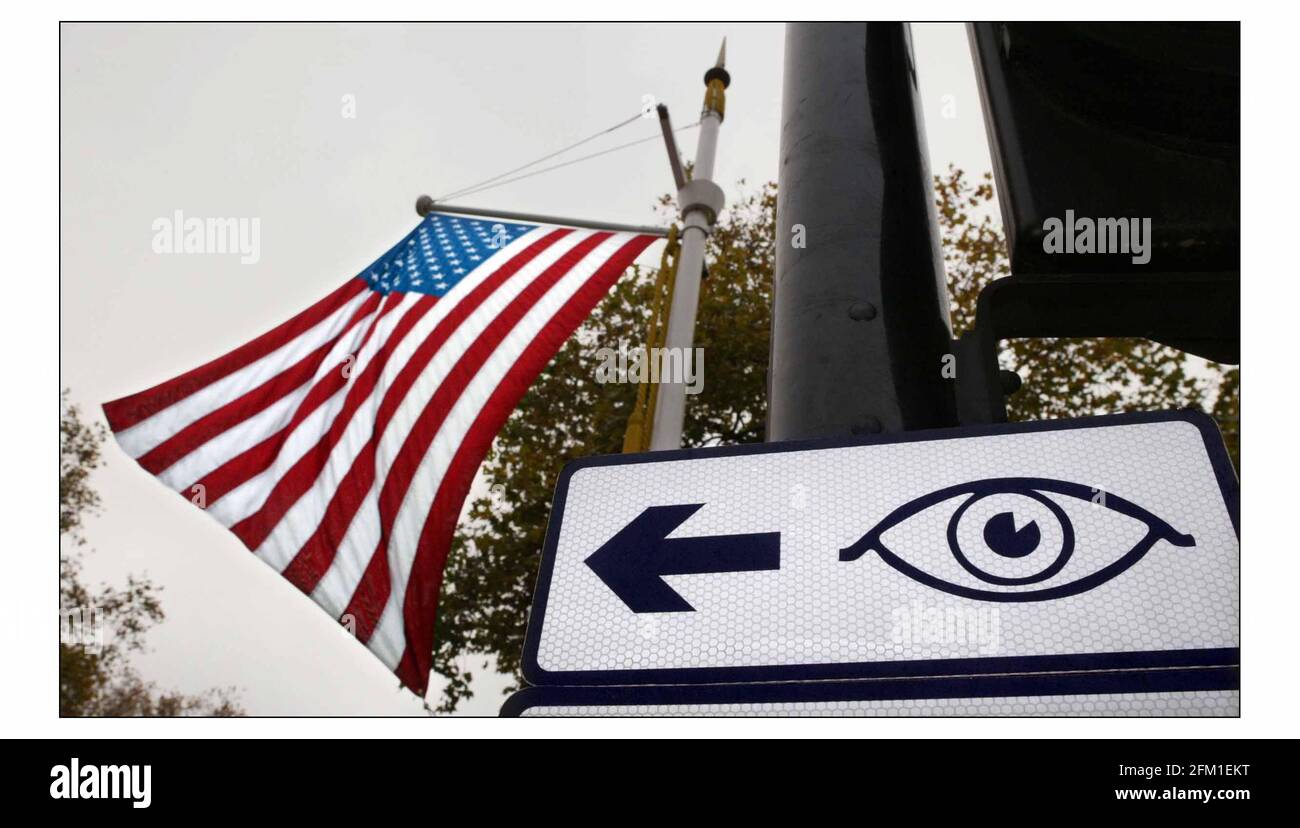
[768,23,957,441]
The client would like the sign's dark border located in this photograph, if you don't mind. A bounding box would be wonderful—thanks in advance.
[501,665,1241,716]
[520,409,1241,687]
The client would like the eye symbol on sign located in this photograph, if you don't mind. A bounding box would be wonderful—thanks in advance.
[838,478,1195,602]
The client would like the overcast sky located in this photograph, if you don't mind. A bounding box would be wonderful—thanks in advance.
[60,22,996,715]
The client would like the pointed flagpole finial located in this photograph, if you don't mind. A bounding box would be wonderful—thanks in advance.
[704,37,731,89]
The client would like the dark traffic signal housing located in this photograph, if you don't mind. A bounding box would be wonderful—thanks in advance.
[954,23,1240,424]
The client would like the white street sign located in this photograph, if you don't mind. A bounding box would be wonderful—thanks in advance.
[521,411,1239,686]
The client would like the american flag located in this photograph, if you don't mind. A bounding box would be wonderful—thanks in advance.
[103,211,658,694]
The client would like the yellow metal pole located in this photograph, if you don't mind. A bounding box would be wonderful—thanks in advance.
[623,225,680,452]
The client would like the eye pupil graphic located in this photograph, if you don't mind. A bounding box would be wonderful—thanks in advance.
[983,512,1041,558]
[949,492,1074,586]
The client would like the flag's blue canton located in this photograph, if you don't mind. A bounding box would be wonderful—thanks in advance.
[360,212,536,297]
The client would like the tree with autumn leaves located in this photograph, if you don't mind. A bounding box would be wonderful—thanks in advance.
[60,392,243,716]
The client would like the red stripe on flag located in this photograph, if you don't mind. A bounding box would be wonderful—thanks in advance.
[343,544,391,644]
[394,234,656,693]
[136,293,383,476]
[103,278,369,432]
[344,232,615,643]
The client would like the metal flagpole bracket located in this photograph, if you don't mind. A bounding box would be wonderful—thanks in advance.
[414,195,670,238]
[676,179,726,227]
[656,104,688,191]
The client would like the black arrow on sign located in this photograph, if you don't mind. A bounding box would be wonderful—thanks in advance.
[584,503,781,613]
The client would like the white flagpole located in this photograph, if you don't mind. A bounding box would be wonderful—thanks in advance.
[649,39,730,451]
